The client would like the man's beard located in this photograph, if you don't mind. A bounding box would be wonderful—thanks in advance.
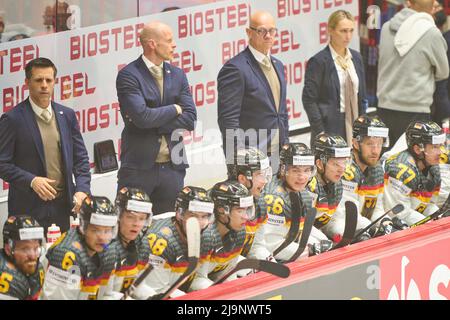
[21,260,37,275]
[358,149,379,167]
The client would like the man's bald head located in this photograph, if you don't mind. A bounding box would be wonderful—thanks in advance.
[247,10,277,55]
[249,10,275,28]
[139,21,175,64]
[409,0,434,13]
[139,21,171,46]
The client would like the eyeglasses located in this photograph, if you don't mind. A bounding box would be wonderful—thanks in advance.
[249,26,278,37]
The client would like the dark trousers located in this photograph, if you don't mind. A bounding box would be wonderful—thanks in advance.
[28,196,71,234]
[117,163,185,215]
[377,108,431,150]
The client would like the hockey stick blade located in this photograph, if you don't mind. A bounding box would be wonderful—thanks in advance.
[286,207,316,262]
[214,258,290,285]
[332,201,358,250]
[273,192,303,257]
[156,217,201,300]
[351,203,404,244]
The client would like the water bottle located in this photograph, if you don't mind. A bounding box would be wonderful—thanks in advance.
[47,224,61,247]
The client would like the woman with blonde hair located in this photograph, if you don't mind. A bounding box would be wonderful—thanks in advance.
[302,10,367,147]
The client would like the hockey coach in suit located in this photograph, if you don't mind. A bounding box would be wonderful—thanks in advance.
[217,10,289,171]
[116,21,197,215]
[0,57,91,232]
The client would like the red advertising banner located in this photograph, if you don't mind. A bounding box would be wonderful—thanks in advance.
[380,237,450,300]
[179,218,450,300]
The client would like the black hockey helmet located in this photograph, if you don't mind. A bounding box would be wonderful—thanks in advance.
[115,187,153,223]
[3,215,44,248]
[210,180,255,220]
[406,120,444,149]
[227,147,272,182]
[280,143,315,165]
[79,195,118,234]
[313,133,351,162]
[279,143,316,177]
[175,186,215,223]
[353,114,389,147]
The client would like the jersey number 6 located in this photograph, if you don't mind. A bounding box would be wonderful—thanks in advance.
[62,251,76,270]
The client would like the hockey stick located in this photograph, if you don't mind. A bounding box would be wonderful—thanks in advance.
[121,263,154,300]
[410,210,443,228]
[154,217,201,300]
[332,201,358,250]
[214,258,290,285]
[285,206,317,262]
[351,204,404,244]
[272,192,304,257]
[440,193,450,218]
[410,194,450,227]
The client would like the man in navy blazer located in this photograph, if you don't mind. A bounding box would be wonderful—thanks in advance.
[116,21,196,215]
[217,11,289,170]
[302,46,367,147]
[0,58,91,232]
